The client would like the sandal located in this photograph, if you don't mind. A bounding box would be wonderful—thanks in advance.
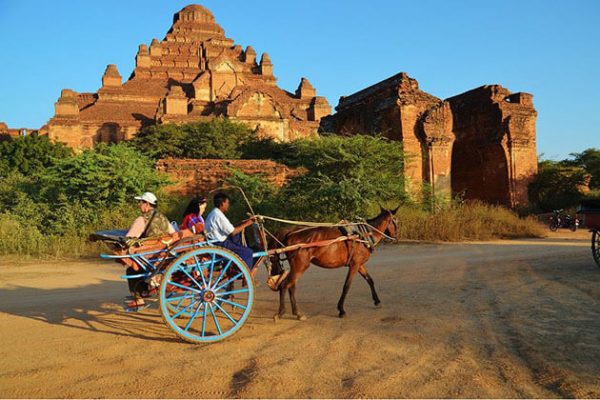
[123,298,151,313]
[139,287,158,298]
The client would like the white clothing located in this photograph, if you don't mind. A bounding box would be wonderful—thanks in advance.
[205,208,234,242]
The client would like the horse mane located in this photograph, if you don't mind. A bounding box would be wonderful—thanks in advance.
[366,209,390,225]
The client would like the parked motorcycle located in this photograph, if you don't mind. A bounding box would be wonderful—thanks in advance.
[549,209,579,232]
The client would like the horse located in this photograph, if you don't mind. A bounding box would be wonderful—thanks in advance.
[270,207,398,320]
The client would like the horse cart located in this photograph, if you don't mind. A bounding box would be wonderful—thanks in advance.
[91,188,397,344]
[91,229,262,343]
[578,199,600,268]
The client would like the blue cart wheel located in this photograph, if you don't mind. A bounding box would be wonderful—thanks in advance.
[593,230,600,268]
[159,246,254,343]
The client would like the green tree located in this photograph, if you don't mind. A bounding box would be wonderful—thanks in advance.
[564,148,600,189]
[131,119,255,160]
[40,143,169,208]
[528,159,587,211]
[181,119,254,159]
[235,135,407,221]
[0,134,72,177]
[129,123,186,159]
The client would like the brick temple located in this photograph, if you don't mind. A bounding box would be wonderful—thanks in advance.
[42,5,331,148]
[327,73,538,207]
[1,4,538,207]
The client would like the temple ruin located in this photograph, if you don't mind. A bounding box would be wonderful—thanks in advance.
[44,5,331,148]
[6,4,537,207]
[329,73,538,207]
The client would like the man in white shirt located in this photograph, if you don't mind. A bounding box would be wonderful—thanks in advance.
[205,192,255,269]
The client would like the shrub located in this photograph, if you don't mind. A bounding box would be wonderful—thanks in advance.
[223,168,279,223]
[0,134,72,177]
[127,123,186,160]
[131,119,254,160]
[528,159,588,212]
[394,201,544,242]
[39,143,169,209]
[239,135,407,221]
[0,143,170,257]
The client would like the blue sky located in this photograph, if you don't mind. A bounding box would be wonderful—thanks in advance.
[0,0,598,159]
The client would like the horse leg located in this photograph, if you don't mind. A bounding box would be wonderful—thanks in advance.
[288,283,306,321]
[274,285,287,321]
[358,264,381,307]
[279,269,307,321]
[274,259,303,321]
[337,265,359,318]
[274,253,295,321]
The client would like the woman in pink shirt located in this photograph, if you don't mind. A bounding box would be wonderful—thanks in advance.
[180,196,208,234]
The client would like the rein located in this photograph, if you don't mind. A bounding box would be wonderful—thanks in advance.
[260,212,397,259]
[255,214,397,241]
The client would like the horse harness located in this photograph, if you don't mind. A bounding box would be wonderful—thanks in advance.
[271,213,395,270]
[338,222,376,251]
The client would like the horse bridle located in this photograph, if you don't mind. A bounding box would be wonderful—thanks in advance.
[383,210,399,243]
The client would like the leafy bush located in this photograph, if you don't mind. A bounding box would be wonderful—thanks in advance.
[223,168,280,223]
[528,159,588,212]
[227,135,407,222]
[126,123,186,159]
[39,143,169,209]
[0,134,72,177]
[528,149,600,212]
[131,119,254,160]
[0,142,170,257]
[0,119,549,257]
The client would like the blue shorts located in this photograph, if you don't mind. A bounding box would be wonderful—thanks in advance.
[216,234,254,269]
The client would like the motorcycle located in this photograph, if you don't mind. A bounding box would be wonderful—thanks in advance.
[548,209,579,232]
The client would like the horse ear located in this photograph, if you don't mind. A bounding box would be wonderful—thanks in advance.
[378,203,384,214]
[391,206,400,215]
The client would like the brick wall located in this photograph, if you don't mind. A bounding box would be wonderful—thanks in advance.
[156,158,300,196]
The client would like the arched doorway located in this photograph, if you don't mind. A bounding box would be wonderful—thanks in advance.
[451,140,510,206]
[97,123,122,144]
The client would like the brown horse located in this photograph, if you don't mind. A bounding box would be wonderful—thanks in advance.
[271,207,398,320]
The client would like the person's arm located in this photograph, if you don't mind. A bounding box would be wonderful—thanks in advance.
[126,216,146,238]
[231,217,255,236]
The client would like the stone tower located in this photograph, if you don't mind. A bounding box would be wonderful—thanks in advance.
[46,4,331,149]
[331,72,537,207]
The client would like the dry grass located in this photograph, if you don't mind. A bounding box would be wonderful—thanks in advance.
[0,214,112,259]
[0,202,545,259]
[395,201,545,242]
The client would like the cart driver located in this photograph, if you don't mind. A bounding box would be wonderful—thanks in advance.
[204,192,256,271]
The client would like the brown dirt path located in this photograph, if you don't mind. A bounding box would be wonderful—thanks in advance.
[0,233,599,398]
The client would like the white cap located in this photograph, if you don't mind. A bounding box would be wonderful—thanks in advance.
[134,192,157,206]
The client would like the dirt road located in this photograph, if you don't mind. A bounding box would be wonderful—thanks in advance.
[1,232,599,398]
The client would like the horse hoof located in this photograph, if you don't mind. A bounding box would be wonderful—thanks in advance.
[273,313,282,322]
[338,312,346,318]
[375,302,382,308]
[296,314,307,321]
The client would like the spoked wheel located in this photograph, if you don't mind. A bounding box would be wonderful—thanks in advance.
[549,221,558,232]
[593,230,600,268]
[159,246,254,343]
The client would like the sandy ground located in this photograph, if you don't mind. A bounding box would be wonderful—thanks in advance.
[1,230,599,398]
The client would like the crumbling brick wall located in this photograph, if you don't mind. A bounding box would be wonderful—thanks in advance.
[156,158,300,196]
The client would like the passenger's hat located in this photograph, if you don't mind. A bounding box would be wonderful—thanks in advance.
[134,192,158,206]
